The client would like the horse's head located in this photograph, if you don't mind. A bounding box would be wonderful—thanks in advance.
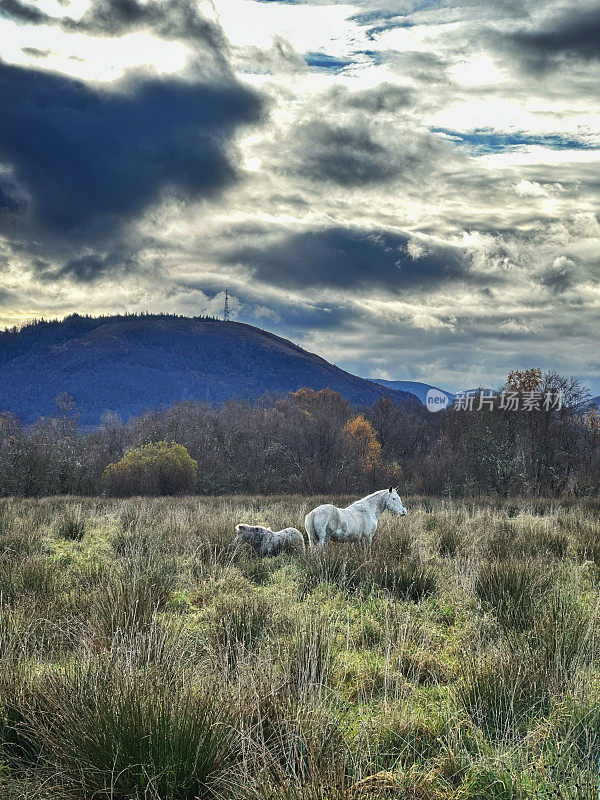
[386,487,407,516]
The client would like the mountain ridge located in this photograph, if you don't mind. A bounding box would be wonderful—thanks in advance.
[371,378,455,405]
[0,314,418,425]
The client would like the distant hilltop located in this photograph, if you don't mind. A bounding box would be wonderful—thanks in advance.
[371,379,455,405]
[0,314,418,426]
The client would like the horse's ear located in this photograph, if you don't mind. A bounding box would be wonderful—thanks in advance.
[388,486,392,493]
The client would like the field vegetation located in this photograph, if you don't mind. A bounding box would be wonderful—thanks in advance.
[1,494,599,799]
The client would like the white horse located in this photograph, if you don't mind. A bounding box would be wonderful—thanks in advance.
[305,488,407,549]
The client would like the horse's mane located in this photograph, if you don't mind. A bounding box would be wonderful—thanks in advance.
[348,489,389,507]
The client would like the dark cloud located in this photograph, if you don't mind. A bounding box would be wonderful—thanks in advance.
[179,278,353,333]
[21,46,52,57]
[0,0,47,23]
[70,0,226,56]
[234,36,307,75]
[0,179,23,214]
[539,258,576,293]
[375,49,450,86]
[327,82,415,113]
[49,250,139,283]
[220,226,470,290]
[0,61,262,241]
[1,0,227,56]
[496,5,600,72]
[291,121,400,185]
[290,119,444,187]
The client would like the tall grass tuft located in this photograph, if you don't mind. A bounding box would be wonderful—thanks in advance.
[298,551,437,602]
[297,550,362,598]
[0,558,59,607]
[4,662,238,800]
[55,507,86,541]
[283,614,336,699]
[474,559,552,630]
[209,594,272,668]
[92,568,173,641]
[366,558,438,601]
[458,653,551,740]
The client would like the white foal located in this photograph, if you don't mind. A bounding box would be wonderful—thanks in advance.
[234,523,305,557]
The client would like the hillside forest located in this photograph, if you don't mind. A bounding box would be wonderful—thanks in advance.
[1,369,599,497]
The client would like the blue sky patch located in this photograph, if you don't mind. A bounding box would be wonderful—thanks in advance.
[431,127,598,154]
[304,52,354,72]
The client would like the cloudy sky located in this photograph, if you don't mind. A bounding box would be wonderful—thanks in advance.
[0,0,599,393]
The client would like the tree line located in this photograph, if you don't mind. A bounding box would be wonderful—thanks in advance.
[0,370,599,497]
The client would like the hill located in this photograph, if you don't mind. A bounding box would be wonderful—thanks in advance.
[0,314,417,425]
[371,379,455,405]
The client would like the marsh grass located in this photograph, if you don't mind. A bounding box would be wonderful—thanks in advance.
[3,662,237,800]
[55,506,86,540]
[458,652,553,740]
[0,495,599,799]
[209,594,273,669]
[474,559,553,631]
[297,550,436,602]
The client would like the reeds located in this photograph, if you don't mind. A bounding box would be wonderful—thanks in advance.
[0,495,598,799]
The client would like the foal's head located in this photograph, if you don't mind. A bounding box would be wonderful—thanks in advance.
[234,523,271,547]
[385,487,407,516]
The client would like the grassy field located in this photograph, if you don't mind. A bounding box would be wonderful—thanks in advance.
[1,494,600,799]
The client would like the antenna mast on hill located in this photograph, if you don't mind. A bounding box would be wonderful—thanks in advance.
[223,289,230,322]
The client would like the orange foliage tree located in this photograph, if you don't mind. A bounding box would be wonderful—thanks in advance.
[505,368,543,393]
[343,414,382,471]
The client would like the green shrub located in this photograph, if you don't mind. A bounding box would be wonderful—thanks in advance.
[103,441,198,497]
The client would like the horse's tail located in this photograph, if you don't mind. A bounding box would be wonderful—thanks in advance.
[305,508,325,549]
[304,509,319,549]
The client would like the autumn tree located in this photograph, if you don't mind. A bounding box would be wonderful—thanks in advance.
[343,414,381,471]
[274,388,353,491]
[506,368,543,393]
